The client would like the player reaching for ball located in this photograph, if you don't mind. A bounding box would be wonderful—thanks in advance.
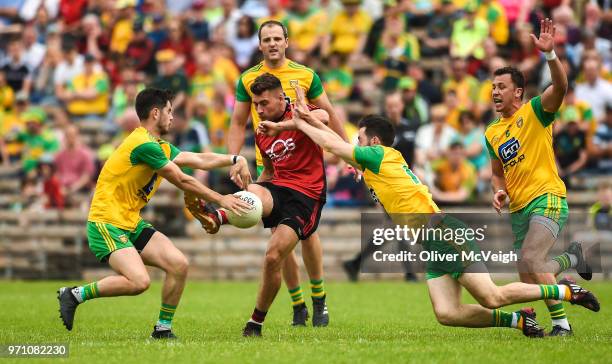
[264,84,600,338]
[57,88,251,339]
[198,73,330,337]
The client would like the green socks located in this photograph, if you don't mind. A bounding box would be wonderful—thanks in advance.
[539,284,571,300]
[289,286,305,306]
[310,279,325,299]
[71,282,99,303]
[158,303,177,328]
[492,309,521,329]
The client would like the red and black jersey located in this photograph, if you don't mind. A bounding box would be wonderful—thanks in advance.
[255,103,326,200]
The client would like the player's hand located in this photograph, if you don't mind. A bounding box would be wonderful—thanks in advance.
[257,120,281,136]
[229,159,252,190]
[218,194,251,216]
[493,189,508,214]
[349,165,363,182]
[292,84,311,120]
[530,18,555,53]
[229,156,251,189]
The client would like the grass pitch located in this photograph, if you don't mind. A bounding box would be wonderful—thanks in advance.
[1,280,610,363]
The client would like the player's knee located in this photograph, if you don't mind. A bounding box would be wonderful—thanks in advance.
[263,250,283,271]
[130,274,151,294]
[478,293,504,309]
[519,253,542,273]
[433,307,459,326]
[168,254,189,277]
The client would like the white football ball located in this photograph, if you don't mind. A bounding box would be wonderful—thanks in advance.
[226,191,263,228]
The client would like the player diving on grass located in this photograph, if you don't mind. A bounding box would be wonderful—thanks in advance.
[222,20,347,327]
[57,88,252,339]
[259,84,600,338]
[485,18,593,336]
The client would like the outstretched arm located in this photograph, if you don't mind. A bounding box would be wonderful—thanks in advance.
[294,117,358,168]
[532,18,568,112]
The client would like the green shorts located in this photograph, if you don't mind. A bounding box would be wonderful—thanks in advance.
[510,193,568,250]
[423,215,480,280]
[87,220,156,262]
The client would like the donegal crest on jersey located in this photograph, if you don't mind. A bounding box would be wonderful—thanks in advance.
[485,96,566,212]
[235,59,324,166]
[88,127,181,230]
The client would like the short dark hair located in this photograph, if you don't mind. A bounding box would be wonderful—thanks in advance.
[135,88,173,120]
[250,73,282,95]
[258,20,288,41]
[358,115,395,147]
[493,66,525,99]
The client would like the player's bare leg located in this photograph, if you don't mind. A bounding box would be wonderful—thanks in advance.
[140,232,190,339]
[519,220,572,335]
[58,248,150,331]
[301,233,328,326]
[459,272,598,312]
[244,224,300,336]
[427,274,544,337]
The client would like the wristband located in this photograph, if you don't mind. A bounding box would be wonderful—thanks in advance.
[544,50,557,61]
[232,155,238,165]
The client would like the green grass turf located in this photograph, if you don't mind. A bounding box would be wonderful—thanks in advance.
[0,280,610,363]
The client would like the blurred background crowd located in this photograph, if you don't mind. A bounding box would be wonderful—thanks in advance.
[0,0,610,213]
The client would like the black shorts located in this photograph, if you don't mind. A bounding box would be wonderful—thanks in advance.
[257,182,325,240]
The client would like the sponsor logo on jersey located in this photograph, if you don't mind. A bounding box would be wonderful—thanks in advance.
[265,138,296,161]
[499,137,520,163]
[137,173,158,202]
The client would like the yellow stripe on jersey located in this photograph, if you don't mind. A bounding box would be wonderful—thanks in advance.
[235,59,324,167]
[485,96,566,212]
[353,145,439,214]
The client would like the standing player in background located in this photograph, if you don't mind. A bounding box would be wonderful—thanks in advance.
[485,19,593,336]
[225,20,348,327]
[269,87,599,338]
[57,88,251,339]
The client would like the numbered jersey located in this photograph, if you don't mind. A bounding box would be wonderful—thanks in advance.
[88,127,180,230]
[485,96,566,212]
[353,145,439,214]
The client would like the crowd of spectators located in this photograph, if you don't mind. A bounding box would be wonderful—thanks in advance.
[0,0,610,211]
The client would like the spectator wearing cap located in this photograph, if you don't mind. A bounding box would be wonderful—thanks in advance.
[450,2,489,60]
[421,0,457,57]
[414,104,457,184]
[54,125,95,195]
[576,58,612,121]
[125,20,155,74]
[151,49,188,111]
[109,0,137,54]
[185,0,210,41]
[323,0,372,60]
[1,39,32,96]
[11,109,59,173]
[61,54,110,119]
[442,57,480,113]
[398,77,428,128]
[430,141,477,203]
[590,103,612,174]
[285,0,326,63]
[553,106,588,188]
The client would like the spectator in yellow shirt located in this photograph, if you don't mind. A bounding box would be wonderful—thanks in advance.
[285,0,326,63]
[431,141,477,203]
[442,57,480,112]
[476,0,509,45]
[109,0,136,54]
[323,0,373,59]
[61,55,110,118]
[0,70,14,112]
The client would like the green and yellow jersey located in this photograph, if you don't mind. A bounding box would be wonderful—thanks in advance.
[485,96,566,212]
[88,127,181,230]
[353,145,439,214]
[236,59,324,166]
